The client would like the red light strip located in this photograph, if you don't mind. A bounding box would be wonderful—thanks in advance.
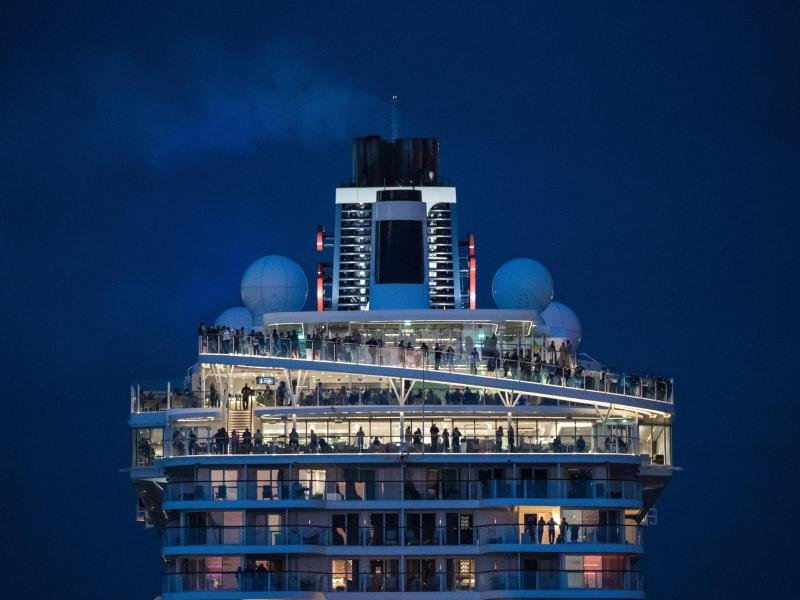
[467,233,476,309]
[316,263,324,311]
[316,226,324,252]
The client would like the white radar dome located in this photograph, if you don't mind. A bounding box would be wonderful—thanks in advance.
[491,258,554,312]
[241,255,308,316]
[540,301,582,347]
[215,306,254,331]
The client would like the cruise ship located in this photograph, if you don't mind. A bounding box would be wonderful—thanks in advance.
[128,134,674,599]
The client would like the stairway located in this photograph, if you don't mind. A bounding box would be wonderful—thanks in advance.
[227,408,252,434]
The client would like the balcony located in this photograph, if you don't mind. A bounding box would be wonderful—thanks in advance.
[197,335,674,405]
[161,430,639,459]
[163,478,641,504]
[162,523,642,549]
[162,569,643,594]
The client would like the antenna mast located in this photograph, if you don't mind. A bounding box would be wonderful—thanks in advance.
[390,95,400,141]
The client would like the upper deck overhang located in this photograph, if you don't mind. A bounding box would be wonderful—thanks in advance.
[262,308,540,329]
[199,353,674,417]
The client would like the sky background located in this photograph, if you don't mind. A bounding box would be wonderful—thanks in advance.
[2,1,798,598]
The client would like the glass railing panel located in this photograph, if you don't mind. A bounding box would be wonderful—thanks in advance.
[163,478,640,502]
[197,335,673,404]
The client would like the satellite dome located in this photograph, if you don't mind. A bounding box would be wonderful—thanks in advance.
[215,306,254,331]
[491,258,554,312]
[540,301,582,347]
[241,255,308,316]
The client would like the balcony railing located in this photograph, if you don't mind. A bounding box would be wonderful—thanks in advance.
[163,569,643,593]
[163,478,642,503]
[163,523,642,548]
[198,334,674,404]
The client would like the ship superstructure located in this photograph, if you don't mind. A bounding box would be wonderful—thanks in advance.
[128,135,674,599]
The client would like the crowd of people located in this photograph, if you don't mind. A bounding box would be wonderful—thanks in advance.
[164,424,631,458]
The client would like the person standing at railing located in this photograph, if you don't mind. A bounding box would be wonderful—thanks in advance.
[377,337,384,364]
[547,340,556,364]
[442,427,450,452]
[230,430,240,454]
[309,430,319,453]
[469,347,479,374]
[222,328,232,353]
[356,426,365,451]
[508,425,515,452]
[560,517,570,543]
[430,423,439,452]
[198,322,207,352]
[495,426,503,452]
[241,428,252,454]
[452,426,462,452]
[525,515,536,543]
[547,516,556,544]
[188,429,197,455]
[576,435,587,452]
[367,337,378,364]
[213,427,228,454]
[445,345,454,371]
[433,343,442,369]
[537,516,545,544]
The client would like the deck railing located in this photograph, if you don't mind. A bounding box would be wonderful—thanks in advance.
[163,478,642,503]
[163,523,642,548]
[198,334,674,403]
[162,569,643,593]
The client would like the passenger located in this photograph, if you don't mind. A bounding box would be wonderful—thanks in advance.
[547,340,556,364]
[289,427,299,452]
[561,517,570,543]
[552,436,564,453]
[469,347,479,374]
[547,516,557,544]
[507,425,515,452]
[495,426,503,452]
[172,429,185,455]
[429,423,440,452]
[356,426,365,451]
[241,428,252,454]
[309,429,319,452]
[405,425,413,446]
[240,383,252,410]
[433,343,442,369]
[186,429,197,455]
[576,435,587,452]
[525,515,536,543]
[537,516,546,544]
[442,428,450,452]
[254,429,263,452]
[452,427,462,452]
[230,430,240,454]
[413,427,422,447]
[445,345,455,371]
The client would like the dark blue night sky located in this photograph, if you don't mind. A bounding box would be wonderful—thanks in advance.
[2,1,798,598]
